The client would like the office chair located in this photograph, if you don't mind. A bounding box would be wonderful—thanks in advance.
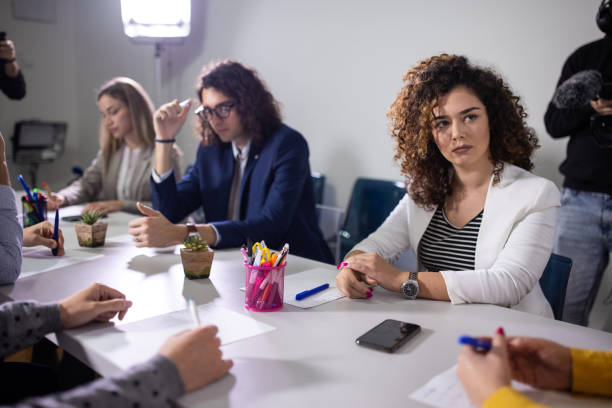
[539,253,573,320]
[311,172,325,205]
[337,178,406,261]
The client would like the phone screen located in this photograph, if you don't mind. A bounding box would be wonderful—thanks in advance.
[355,319,421,353]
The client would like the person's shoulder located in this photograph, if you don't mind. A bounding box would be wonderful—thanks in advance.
[268,123,308,148]
[568,36,606,61]
[272,123,304,140]
[500,164,560,203]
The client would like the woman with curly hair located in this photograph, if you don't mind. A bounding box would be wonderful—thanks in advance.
[336,54,560,316]
[128,60,332,264]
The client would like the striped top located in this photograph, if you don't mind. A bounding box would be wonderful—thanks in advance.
[418,208,483,272]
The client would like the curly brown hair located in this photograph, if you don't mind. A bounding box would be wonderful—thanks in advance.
[195,60,281,145]
[388,54,539,210]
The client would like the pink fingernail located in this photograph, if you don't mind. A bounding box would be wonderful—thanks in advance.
[336,262,348,270]
[496,327,505,336]
[366,290,372,298]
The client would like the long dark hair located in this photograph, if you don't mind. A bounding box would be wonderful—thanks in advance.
[195,60,282,145]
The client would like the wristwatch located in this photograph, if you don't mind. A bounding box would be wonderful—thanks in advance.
[186,222,201,239]
[401,272,419,300]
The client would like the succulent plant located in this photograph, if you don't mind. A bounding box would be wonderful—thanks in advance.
[80,211,102,225]
[183,235,209,251]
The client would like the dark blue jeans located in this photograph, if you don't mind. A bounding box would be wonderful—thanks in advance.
[555,188,612,326]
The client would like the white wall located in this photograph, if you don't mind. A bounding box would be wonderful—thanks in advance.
[1,0,610,330]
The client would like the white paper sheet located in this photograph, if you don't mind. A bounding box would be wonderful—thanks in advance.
[241,268,344,309]
[70,303,275,371]
[21,248,104,278]
[115,303,275,346]
[283,268,344,308]
[410,365,606,408]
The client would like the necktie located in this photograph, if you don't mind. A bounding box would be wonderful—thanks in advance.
[227,156,241,220]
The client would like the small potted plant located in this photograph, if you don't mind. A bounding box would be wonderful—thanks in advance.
[75,211,108,247]
[180,236,214,279]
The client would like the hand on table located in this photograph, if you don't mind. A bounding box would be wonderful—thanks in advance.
[338,252,408,298]
[457,328,512,407]
[154,99,191,141]
[23,221,65,256]
[336,251,378,299]
[59,283,133,329]
[158,325,233,393]
[127,202,186,247]
[82,200,122,216]
[506,336,572,391]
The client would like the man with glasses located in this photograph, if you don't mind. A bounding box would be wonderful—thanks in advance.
[128,60,333,264]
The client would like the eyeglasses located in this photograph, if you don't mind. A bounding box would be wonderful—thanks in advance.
[194,102,236,121]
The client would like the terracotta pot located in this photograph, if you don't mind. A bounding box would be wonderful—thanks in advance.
[75,222,108,247]
[180,248,214,279]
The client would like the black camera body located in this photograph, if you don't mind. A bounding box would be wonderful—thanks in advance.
[599,82,612,99]
[591,114,612,148]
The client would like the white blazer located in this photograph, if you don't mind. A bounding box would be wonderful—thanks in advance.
[353,164,560,317]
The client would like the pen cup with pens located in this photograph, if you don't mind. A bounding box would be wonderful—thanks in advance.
[21,195,47,227]
[244,262,285,312]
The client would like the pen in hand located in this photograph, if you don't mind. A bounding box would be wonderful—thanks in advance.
[457,335,491,351]
[52,209,59,256]
[188,297,201,327]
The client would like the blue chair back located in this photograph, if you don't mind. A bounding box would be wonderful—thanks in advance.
[338,178,406,260]
[539,254,572,320]
[311,172,325,205]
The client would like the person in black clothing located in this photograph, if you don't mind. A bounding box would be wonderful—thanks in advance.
[544,0,612,326]
[0,33,26,100]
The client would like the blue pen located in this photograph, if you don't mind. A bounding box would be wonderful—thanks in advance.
[52,209,59,256]
[458,335,492,351]
[295,283,330,301]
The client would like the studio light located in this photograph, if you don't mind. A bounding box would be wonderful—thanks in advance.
[120,0,190,39]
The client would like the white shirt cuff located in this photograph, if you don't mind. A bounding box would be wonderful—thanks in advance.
[209,224,221,246]
[151,168,174,184]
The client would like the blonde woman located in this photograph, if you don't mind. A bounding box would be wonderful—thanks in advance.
[48,77,182,214]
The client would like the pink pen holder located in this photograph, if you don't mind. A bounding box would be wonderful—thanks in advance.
[244,262,285,312]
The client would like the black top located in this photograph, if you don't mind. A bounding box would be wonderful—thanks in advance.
[0,65,26,100]
[544,36,612,195]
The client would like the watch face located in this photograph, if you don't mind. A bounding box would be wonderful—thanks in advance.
[403,281,418,298]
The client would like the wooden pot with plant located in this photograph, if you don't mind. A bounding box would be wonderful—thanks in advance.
[74,211,108,247]
[180,236,214,279]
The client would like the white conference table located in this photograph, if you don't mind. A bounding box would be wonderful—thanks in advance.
[2,207,612,408]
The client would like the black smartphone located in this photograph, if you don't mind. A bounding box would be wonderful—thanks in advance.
[355,319,421,353]
[0,32,6,42]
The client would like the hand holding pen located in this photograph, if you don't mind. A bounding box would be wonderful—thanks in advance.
[456,328,512,407]
[154,99,192,142]
[22,220,65,256]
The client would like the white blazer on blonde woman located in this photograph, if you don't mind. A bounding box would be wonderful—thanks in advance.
[352,163,560,317]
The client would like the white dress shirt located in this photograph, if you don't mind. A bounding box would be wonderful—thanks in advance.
[117,146,142,201]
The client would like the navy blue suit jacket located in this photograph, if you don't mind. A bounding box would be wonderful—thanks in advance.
[152,124,333,264]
